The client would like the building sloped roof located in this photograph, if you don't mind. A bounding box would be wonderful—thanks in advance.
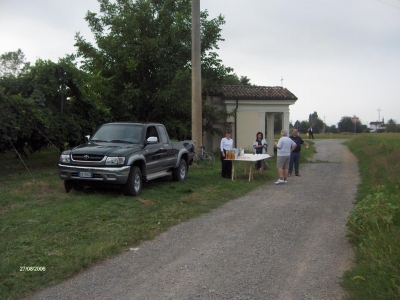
[206,85,298,100]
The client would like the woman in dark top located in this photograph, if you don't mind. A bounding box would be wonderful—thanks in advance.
[252,132,268,170]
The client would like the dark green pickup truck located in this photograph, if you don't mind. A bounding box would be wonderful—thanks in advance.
[58,122,194,196]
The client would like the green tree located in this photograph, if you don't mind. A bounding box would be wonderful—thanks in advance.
[308,111,318,125]
[385,119,398,133]
[360,124,368,133]
[223,73,241,85]
[223,73,252,85]
[75,0,233,139]
[0,49,29,77]
[0,56,110,154]
[308,111,324,133]
[0,80,56,155]
[338,116,363,133]
[299,120,309,134]
[239,76,251,85]
[268,112,282,134]
[327,125,338,133]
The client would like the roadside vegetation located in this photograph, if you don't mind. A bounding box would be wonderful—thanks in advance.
[341,133,400,300]
[1,133,399,299]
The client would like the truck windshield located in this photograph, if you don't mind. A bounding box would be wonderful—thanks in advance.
[91,124,142,143]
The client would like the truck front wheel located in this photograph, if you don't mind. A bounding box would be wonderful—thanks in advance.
[64,180,84,193]
[172,159,187,181]
[64,180,73,193]
[124,166,142,196]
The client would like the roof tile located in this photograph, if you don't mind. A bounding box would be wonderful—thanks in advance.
[207,85,298,100]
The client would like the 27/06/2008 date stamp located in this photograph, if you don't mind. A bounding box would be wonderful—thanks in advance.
[20,266,46,272]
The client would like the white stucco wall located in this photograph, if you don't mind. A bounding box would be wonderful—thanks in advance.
[236,110,260,152]
[204,95,297,156]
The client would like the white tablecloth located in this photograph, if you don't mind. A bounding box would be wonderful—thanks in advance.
[226,154,272,181]
[232,154,271,161]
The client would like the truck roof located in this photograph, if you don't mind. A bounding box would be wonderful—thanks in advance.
[102,122,162,126]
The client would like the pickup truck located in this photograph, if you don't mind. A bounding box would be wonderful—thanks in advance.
[58,122,194,196]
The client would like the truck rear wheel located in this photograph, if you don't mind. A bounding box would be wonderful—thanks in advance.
[124,166,142,196]
[172,159,187,181]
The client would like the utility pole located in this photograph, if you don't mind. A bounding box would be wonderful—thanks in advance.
[191,0,202,148]
[377,107,381,132]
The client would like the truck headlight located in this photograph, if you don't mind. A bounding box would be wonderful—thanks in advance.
[60,154,71,163]
[106,157,125,165]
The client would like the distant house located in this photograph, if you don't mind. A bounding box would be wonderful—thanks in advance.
[369,121,385,132]
[205,85,298,155]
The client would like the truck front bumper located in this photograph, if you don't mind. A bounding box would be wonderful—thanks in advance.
[58,164,131,184]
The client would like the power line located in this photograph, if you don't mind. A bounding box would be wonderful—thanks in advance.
[373,0,400,10]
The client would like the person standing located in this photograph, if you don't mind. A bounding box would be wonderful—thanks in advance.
[220,130,234,179]
[274,130,297,185]
[288,128,309,177]
[252,131,268,170]
[308,125,314,140]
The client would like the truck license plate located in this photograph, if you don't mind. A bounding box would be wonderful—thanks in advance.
[78,172,93,178]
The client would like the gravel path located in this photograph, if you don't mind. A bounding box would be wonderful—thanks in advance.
[30,139,359,300]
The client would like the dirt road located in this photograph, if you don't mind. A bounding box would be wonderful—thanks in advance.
[30,139,359,300]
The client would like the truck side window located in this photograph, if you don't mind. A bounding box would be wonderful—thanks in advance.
[157,125,169,144]
[146,126,159,142]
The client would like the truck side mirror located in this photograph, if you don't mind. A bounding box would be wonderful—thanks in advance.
[85,135,90,143]
[146,137,158,144]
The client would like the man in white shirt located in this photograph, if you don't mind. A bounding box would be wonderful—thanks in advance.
[220,130,234,179]
[308,125,314,139]
[273,130,297,185]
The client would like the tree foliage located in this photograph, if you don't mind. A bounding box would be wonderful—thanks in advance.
[74,0,233,139]
[238,76,251,85]
[0,53,110,154]
[274,113,283,134]
[0,49,29,77]
[308,111,325,133]
[299,120,309,134]
[223,73,252,85]
[327,125,338,134]
[290,111,325,134]
[338,116,363,133]
[385,119,398,133]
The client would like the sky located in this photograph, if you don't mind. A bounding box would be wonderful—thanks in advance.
[1,0,399,126]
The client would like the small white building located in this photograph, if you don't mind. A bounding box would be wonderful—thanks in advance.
[369,121,385,132]
[204,85,298,156]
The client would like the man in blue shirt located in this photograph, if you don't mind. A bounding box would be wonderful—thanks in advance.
[288,129,309,177]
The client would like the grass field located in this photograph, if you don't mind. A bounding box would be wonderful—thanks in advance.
[341,133,400,300]
[1,133,399,299]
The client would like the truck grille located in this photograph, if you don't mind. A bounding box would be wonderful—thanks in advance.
[72,154,104,162]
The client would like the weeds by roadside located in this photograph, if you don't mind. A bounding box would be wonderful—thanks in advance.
[342,134,400,299]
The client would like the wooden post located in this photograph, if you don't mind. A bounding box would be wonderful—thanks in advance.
[191,0,202,147]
